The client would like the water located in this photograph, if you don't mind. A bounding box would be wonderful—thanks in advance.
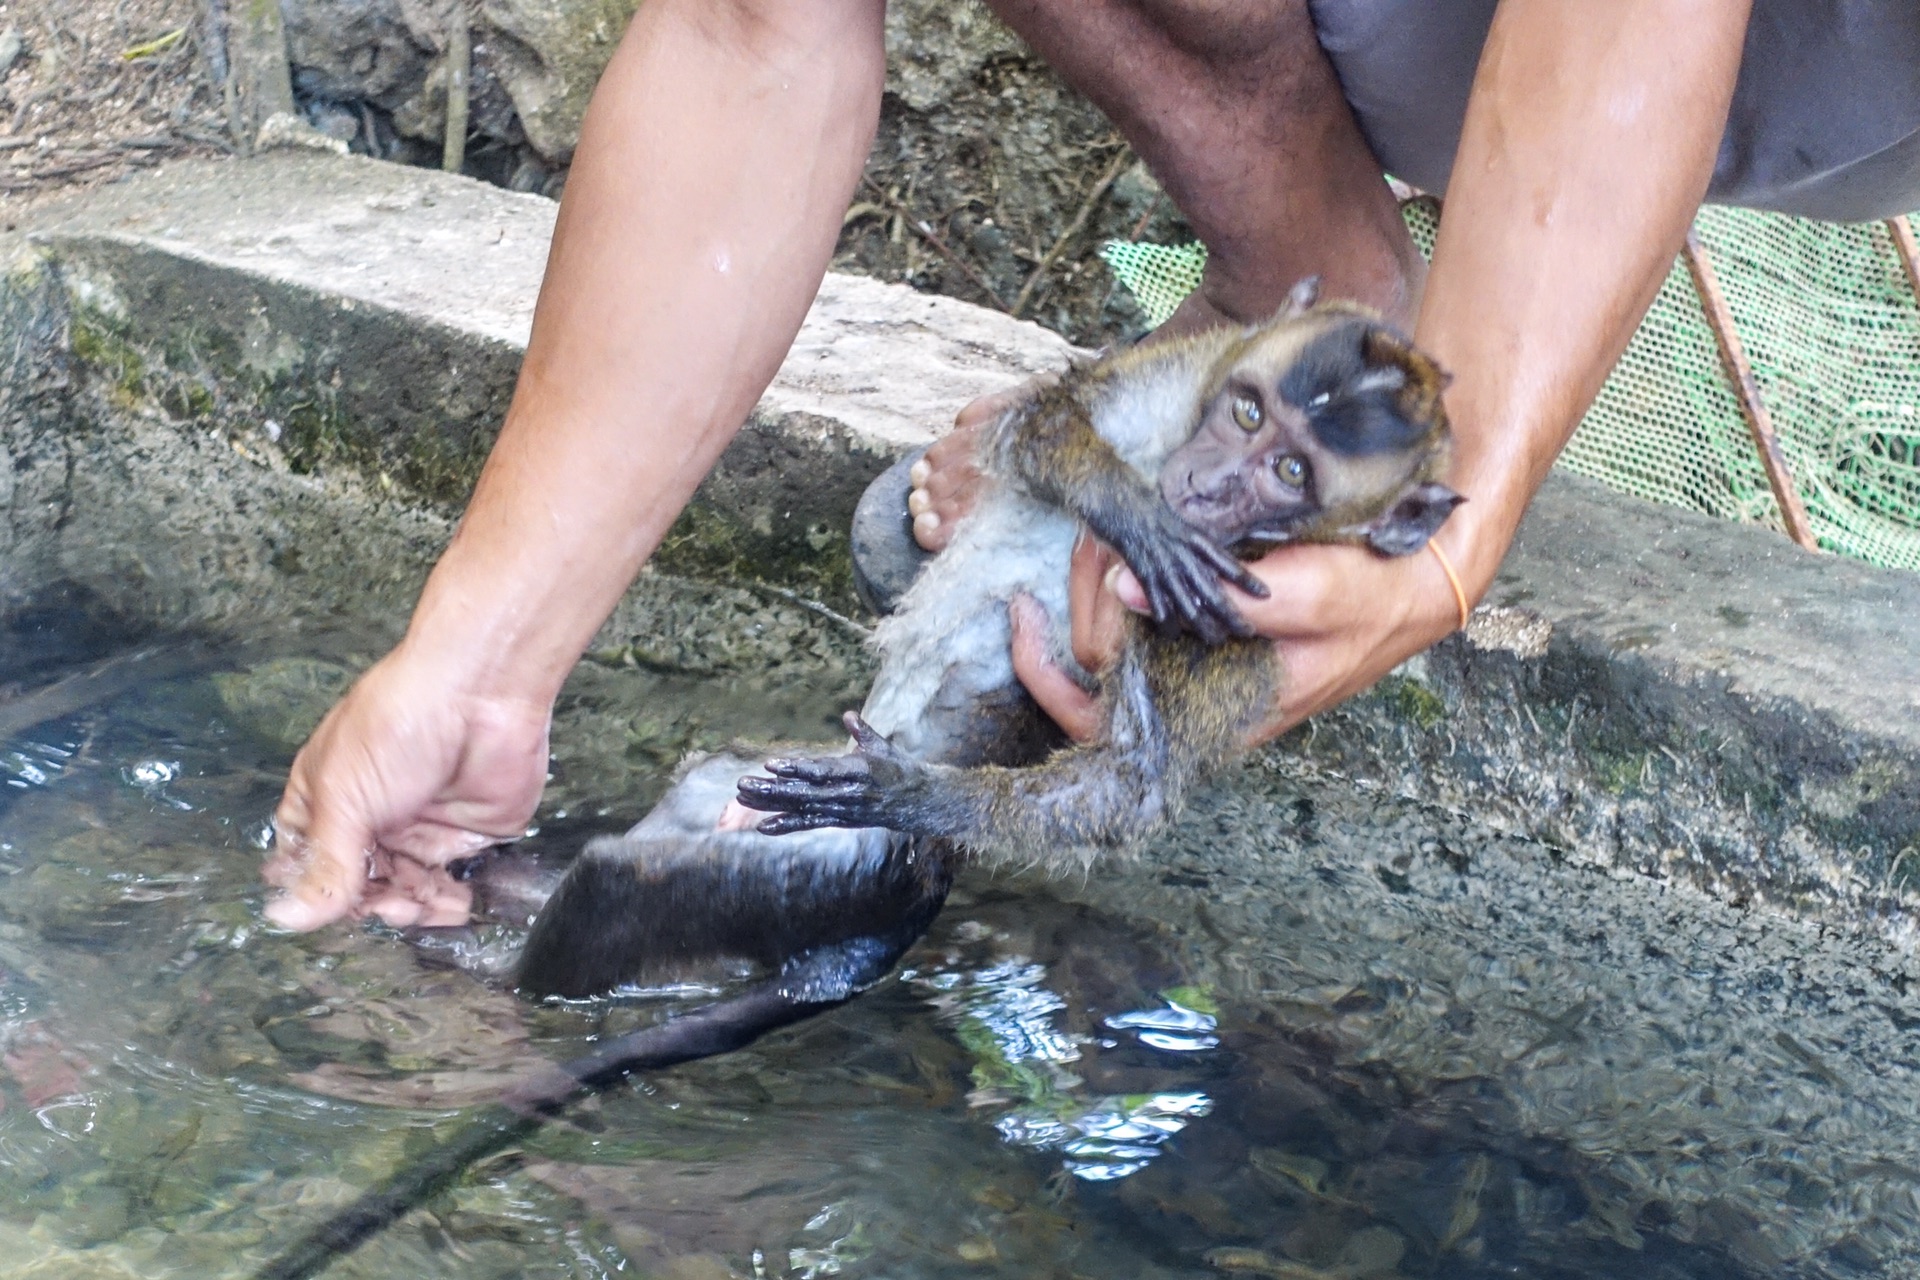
[1,592,1917,1278]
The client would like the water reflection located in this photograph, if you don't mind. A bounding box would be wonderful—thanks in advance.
[913,956,1215,1182]
[1108,999,1221,1052]
[3,738,72,789]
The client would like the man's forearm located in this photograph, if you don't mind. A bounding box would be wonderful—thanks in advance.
[403,0,887,700]
[1420,0,1753,593]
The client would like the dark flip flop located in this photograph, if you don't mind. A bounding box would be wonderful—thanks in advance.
[850,445,935,617]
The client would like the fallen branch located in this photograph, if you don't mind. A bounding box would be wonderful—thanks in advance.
[1010,144,1131,319]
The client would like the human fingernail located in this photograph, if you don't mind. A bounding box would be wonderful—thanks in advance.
[264,893,324,931]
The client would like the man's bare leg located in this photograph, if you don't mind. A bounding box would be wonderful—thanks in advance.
[910,0,1424,551]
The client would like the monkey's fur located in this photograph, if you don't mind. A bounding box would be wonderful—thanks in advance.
[519,283,1457,998]
[737,282,1460,868]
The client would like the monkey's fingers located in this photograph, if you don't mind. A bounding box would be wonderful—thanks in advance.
[759,755,871,785]
[1146,546,1249,645]
[1129,542,1192,630]
[737,775,873,809]
[1113,514,1254,642]
[1170,552,1254,643]
[751,792,888,834]
[841,712,907,765]
[756,812,852,837]
[1189,535,1271,601]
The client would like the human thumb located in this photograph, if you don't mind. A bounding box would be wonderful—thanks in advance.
[263,804,372,931]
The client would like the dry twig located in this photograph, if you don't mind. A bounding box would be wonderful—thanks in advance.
[859,173,1010,312]
[1009,144,1131,318]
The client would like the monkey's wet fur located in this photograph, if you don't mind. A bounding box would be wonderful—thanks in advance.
[253,283,1458,1279]
[738,280,1460,865]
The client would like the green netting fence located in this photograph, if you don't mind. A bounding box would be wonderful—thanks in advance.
[1101,202,1920,572]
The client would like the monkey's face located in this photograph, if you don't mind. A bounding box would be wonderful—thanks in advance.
[1160,311,1463,557]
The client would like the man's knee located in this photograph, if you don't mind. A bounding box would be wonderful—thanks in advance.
[1126,0,1313,62]
[992,0,1312,64]
[679,0,885,61]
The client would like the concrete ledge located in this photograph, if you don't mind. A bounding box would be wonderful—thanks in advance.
[1296,473,1919,930]
[3,151,1916,934]
[16,153,1070,610]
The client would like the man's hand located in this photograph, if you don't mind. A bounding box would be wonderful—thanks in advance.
[263,645,550,930]
[262,0,890,928]
[1011,528,1472,747]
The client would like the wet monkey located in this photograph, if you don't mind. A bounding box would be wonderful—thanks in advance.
[522,283,1460,999]
[738,279,1461,864]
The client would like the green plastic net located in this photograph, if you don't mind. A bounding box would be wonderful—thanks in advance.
[1101,204,1920,572]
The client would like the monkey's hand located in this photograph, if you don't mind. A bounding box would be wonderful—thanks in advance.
[1093,503,1269,646]
[736,714,939,836]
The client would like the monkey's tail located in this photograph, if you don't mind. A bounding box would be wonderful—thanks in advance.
[251,920,942,1280]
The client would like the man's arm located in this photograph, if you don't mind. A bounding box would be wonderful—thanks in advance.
[1023,0,1755,738]
[265,0,888,928]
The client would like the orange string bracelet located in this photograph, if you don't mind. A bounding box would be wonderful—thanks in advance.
[1428,540,1471,633]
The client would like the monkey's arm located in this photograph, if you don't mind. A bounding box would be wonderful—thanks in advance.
[737,634,1274,865]
[994,383,1267,645]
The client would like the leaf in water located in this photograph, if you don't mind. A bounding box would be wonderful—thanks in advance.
[1439,1153,1491,1252]
[1249,1148,1332,1200]
[1203,1246,1343,1278]
[1159,984,1220,1017]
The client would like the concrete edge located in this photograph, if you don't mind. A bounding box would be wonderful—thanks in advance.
[2,153,1915,937]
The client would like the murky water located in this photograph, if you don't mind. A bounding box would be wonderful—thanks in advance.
[1,588,1917,1278]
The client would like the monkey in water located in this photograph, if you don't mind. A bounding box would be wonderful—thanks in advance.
[735,279,1461,867]
[518,281,1457,995]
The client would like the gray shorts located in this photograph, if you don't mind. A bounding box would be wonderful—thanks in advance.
[1310,0,1920,223]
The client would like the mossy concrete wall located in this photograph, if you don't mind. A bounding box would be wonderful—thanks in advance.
[3,152,1069,629]
[3,151,1916,941]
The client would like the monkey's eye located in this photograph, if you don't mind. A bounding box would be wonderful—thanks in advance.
[1231,394,1263,432]
[1307,391,1331,409]
[1273,454,1309,488]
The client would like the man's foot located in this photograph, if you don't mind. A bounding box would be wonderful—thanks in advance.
[849,382,1033,616]
[850,446,935,616]
[907,380,1034,552]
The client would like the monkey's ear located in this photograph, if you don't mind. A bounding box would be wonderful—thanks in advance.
[1361,328,1454,392]
[1363,483,1466,557]
[1282,276,1321,317]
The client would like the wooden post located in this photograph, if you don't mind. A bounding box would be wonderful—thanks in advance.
[1681,229,1820,552]
[202,0,244,146]
[226,0,294,150]
[442,2,471,174]
[1887,215,1920,307]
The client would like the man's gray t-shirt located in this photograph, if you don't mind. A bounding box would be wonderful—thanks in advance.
[1311,0,1920,223]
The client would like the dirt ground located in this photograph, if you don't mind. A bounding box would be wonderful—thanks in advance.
[0,0,237,222]
[0,1,1170,345]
